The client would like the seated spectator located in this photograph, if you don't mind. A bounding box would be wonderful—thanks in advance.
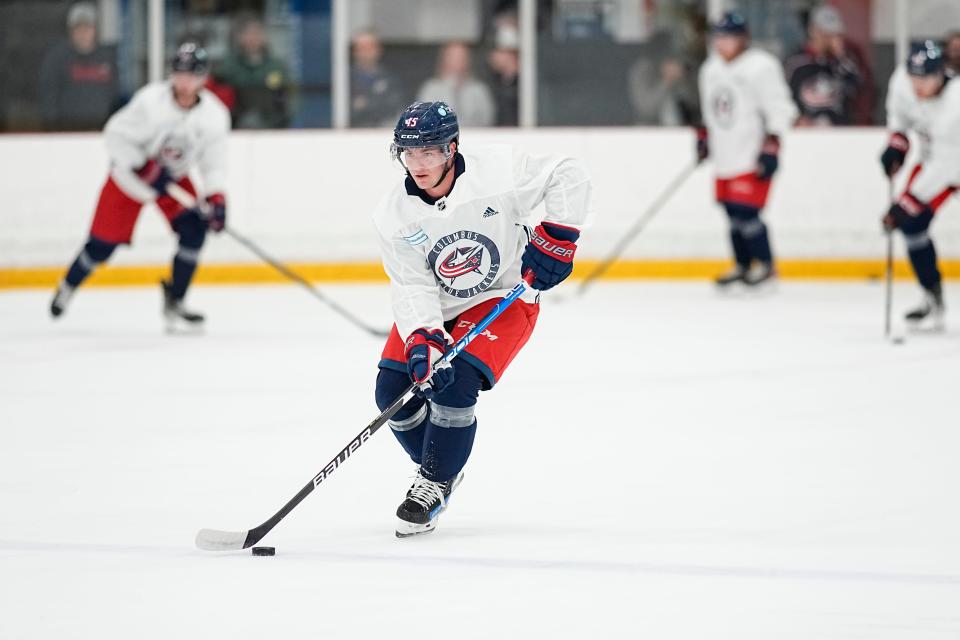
[417,42,495,127]
[784,5,865,126]
[215,16,291,129]
[38,2,118,131]
[945,31,960,78]
[350,31,404,127]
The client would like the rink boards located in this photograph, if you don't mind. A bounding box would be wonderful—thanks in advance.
[2,127,959,286]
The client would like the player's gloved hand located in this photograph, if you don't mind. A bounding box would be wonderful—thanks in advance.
[755,134,780,180]
[404,328,454,399]
[695,126,709,164]
[205,193,227,232]
[136,160,173,196]
[880,132,909,177]
[521,222,580,291]
[882,193,931,232]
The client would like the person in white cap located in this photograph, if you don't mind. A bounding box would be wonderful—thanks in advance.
[38,1,118,131]
[784,4,866,126]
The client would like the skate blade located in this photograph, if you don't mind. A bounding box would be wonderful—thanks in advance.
[164,319,206,336]
[395,519,438,538]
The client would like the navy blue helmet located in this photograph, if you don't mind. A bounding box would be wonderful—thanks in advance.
[392,101,459,150]
[907,40,945,76]
[172,42,209,74]
[712,11,748,36]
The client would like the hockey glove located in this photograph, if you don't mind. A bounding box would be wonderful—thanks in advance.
[136,160,174,196]
[883,193,932,232]
[521,222,580,291]
[695,126,709,164]
[755,134,780,180]
[404,328,454,399]
[880,132,909,177]
[205,193,227,233]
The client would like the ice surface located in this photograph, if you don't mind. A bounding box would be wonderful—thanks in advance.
[2,281,959,639]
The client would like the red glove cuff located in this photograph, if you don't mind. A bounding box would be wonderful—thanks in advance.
[404,328,448,358]
[889,132,910,153]
[136,160,164,182]
[530,223,578,264]
[207,193,226,206]
[897,192,926,216]
[761,134,780,156]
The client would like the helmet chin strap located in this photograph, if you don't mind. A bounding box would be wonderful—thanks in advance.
[431,150,456,189]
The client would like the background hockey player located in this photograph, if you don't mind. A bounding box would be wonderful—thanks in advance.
[50,43,230,330]
[696,12,798,288]
[372,101,592,537]
[880,41,960,331]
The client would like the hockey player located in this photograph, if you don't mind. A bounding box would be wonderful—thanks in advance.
[696,12,798,287]
[50,43,230,329]
[373,101,591,537]
[880,41,960,331]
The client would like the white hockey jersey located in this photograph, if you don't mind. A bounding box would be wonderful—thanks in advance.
[373,145,593,342]
[103,81,230,202]
[886,67,960,202]
[698,49,798,178]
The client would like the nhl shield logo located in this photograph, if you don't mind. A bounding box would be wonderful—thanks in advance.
[428,231,501,298]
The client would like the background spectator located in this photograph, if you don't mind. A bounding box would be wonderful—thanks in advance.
[350,31,404,128]
[627,31,699,127]
[784,5,866,126]
[487,23,520,127]
[215,15,291,129]
[38,2,118,132]
[417,42,495,127]
[945,31,960,78]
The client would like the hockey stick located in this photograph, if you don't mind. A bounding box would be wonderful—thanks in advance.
[195,275,533,551]
[570,161,698,299]
[884,179,894,339]
[166,183,389,338]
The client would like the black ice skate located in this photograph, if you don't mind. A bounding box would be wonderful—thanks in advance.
[743,263,777,288]
[905,288,945,332]
[161,280,205,332]
[714,266,747,288]
[395,469,463,538]
[50,282,75,318]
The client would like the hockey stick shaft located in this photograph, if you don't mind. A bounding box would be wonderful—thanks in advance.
[884,179,894,338]
[574,161,698,297]
[196,276,532,550]
[165,183,388,338]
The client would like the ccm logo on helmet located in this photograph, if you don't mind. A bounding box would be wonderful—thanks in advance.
[532,231,575,260]
[400,133,420,139]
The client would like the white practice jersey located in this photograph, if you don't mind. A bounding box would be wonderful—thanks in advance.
[373,145,593,342]
[886,67,960,202]
[699,48,798,178]
[104,81,230,202]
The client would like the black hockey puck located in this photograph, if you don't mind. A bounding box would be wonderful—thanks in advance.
[251,546,275,556]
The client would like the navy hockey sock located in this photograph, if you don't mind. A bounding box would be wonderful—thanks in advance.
[65,237,116,287]
[376,369,429,464]
[171,210,207,300]
[726,203,773,266]
[420,415,477,483]
[904,232,942,293]
[418,360,484,482]
[729,228,751,269]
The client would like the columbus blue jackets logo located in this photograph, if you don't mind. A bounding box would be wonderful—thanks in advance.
[711,87,736,129]
[428,231,501,298]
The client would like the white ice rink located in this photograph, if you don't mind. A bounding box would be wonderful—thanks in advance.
[2,281,959,639]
